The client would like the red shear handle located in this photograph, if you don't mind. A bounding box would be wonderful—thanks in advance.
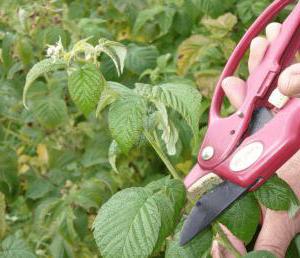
[215,99,300,189]
[211,0,295,118]
[198,0,300,170]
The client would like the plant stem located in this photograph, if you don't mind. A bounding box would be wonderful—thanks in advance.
[213,223,242,258]
[144,130,180,180]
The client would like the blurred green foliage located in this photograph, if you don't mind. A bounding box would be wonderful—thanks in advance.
[0,0,299,257]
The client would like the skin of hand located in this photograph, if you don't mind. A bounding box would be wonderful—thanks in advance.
[211,22,300,258]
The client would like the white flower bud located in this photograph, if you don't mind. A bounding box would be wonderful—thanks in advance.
[45,37,64,60]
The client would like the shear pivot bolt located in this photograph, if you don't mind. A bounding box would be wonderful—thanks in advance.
[237,111,244,118]
[202,146,214,161]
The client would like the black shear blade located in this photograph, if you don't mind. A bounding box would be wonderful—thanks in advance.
[180,181,249,246]
[180,107,274,245]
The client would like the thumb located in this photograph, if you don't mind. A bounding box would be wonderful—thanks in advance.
[254,210,298,258]
[278,64,300,97]
[211,224,247,258]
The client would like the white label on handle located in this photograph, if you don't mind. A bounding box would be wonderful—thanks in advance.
[230,142,264,172]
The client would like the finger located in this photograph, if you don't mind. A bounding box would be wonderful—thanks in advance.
[222,76,246,109]
[265,23,300,97]
[278,63,300,97]
[223,23,281,109]
[266,22,282,42]
[211,224,247,258]
[248,23,281,73]
[254,210,297,258]
[211,241,226,258]
[276,150,300,198]
[276,151,300,233]
[220,224,247,255]
[248,37,269,74]
[255,150,300,258]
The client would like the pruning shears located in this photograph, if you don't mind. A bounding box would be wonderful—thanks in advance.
[180,0,300,245]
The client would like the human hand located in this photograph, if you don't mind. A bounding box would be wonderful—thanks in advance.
[211,22,300,258]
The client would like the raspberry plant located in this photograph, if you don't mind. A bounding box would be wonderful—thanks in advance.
[0,0,300,258]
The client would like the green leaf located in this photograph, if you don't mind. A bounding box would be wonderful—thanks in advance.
[173,9,193,36]
[108,93,147,153]
[152,193,175,253]
[100,54,120,81]
[177,35,211,76]
[26,178,54,200]
[7,62,24,80]
[93,187,161,258]
[23,58,66,108]
[2,33,15,74]
[242,250,277,258]
[154,102,179,156]
[133,6,175,41]
[165,221,213,258]
[68,64,105,116]
[96,87,119,118]
[108,140,121,173]
[157,53,172,70]
[201,13,237,38]
[109,0,147,13]
[146,177,186,252]
[125,45,159,74]
[218,193,260,244]
[254,175,300,212]
[94,177,185,257]
[49,233,75,258]
[73,208,89,240]
[80,135,110,167]
[193,0,236,17]
[164,179,186,218]
[34,197,62,229]
[146,177,186,219]
[65,206,78,240]
[96,38,127,76]
[73,179,105,210]
[0,147,19,198]
[69,38,94,62]
[286,235,300,258]
[237,0,270,26]
[68,1,88,19]
[152,83,202,136]
[109,81,134,95]
[32,96,68,128]
[43,26,70,47]
[0,235,36,258]
[16,37,33,66]
[195,69,221,97]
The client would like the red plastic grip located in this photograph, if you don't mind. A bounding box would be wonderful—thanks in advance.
[211,0,295,117]
[198,0,300,167]
[185,0,300,190]
[197,0,300,188]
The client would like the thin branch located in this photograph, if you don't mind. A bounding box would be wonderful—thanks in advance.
[144,130,180,180]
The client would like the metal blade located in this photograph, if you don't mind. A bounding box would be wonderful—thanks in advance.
[180,181,249,245]
[180,108,274,246]
[248,107,273,135]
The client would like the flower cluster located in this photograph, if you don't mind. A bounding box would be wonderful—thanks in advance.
[46,37,64,60]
